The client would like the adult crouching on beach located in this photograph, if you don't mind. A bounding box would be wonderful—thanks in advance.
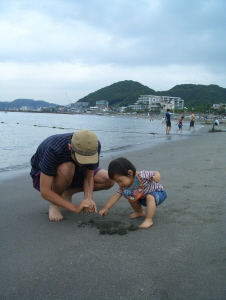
[30,129,114,221]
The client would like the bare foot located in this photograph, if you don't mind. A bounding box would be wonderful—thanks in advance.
[49,203,64,221]
[139,219,153,229]
[130,212,145,219]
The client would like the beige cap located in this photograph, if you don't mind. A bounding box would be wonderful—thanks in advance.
[71,129,99,164]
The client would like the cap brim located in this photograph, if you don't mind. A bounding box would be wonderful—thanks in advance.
[75,152,99,165]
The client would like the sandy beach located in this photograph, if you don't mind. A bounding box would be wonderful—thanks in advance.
[0,127,226,300]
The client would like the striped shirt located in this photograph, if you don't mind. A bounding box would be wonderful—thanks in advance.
[30,133,100,177]
[117,170,164,199]
[178,118,183,125]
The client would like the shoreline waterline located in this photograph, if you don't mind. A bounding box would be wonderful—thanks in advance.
[0,111,205,172]
[0,126,205,182]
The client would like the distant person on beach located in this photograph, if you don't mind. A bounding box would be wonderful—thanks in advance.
[30,129,114,221]
[99,157,167,229]
[162,117,165,124]
[188,112,196,132]
[214,119,219,125]
[176,116,184,134]
[165,109,171,135]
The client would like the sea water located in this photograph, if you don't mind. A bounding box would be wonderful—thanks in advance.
[0,111,198,172]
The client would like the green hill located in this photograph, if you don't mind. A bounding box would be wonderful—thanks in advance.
[0,99,57,110]
[76,80,155,107]
[156,84,226,107]
[77,81,226,108]
[1,81,225,110]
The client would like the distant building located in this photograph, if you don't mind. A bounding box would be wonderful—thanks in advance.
[20,106,29,111]
[96,100,109,109]
[212,103,226,112]
[133,95,184,111]
[119,106,127,113]
[89,106,99,111]
[73,102,89,108]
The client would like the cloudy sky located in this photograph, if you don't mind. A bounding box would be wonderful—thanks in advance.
[0,0,225,105]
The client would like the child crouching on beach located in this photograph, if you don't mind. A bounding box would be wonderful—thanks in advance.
[99,157,167,229]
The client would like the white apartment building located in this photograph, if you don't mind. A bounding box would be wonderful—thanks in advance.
[132,95,184,111]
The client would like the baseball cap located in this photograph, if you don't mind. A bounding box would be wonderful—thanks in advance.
[71,129,99,164]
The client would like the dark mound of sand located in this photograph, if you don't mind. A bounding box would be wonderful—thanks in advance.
[77,219,139,235]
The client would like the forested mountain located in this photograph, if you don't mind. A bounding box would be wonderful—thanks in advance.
[0,99,57,110]
[1,82,225,110]
[156,84,226,107]
[77,81,226,108]
[76,80,155,107]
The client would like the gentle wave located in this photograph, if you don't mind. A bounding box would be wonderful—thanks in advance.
[0,112,199,172]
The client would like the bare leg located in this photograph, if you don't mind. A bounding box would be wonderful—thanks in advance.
[49,162,75,221]
[93,169,114,190]
[63,169,114,197]
[49,169,114,219]
[129,201,145,218]
[139,195,156,229]
[166,126,171,135]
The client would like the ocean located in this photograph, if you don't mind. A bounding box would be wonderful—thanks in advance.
[0,111,200,172]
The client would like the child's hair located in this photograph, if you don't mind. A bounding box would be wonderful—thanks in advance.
[181,116,184,118]
[108,157,136,180]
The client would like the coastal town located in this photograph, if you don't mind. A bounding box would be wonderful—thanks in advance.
[1,95,226,119]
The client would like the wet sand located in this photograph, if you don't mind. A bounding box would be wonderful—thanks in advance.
[0,127,226,300]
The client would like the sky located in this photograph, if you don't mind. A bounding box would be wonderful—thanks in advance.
[0,0,226,105]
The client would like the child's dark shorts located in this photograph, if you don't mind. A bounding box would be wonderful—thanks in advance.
[137,189,167,206]
[32,168,101,191]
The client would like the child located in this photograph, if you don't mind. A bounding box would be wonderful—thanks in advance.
[176,116,184,134]
[99,157,167,229]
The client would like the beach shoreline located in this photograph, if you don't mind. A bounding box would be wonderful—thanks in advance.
[0,124,205,179]
[1,125,226,299]
[0,123,225,180]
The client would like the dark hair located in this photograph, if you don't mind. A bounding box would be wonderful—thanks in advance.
[167,109,170,112]
[108,157,136,180]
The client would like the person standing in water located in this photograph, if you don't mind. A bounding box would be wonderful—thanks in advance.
[188,112,196,132]
[165,109,171,135]
[176,116,184,134]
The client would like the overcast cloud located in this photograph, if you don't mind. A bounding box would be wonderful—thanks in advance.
[0,0,225,105]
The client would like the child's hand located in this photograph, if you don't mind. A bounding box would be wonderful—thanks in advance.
[152,171,161,183]
[99,207,109,216]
